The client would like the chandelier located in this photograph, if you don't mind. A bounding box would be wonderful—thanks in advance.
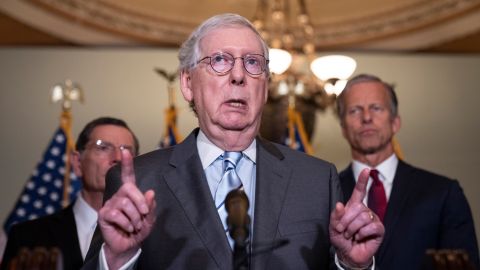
[252,0,356,108]
[253,0,356,143]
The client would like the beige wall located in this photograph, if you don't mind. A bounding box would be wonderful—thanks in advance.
[1,48,479,250]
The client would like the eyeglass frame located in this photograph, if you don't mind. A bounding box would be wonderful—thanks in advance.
[197,52,269,76]
[84,139,135,158]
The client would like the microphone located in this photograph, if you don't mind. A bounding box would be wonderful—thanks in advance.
[225,189,291,269]
[225,189,251,270]
[225,189,250,245]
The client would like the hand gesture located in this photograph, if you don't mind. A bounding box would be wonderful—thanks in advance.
[329,168,385,268]
[97,149,157,269]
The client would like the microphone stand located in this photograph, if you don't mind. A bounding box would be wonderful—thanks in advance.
[225,190,291,270]
[225,190,250,270]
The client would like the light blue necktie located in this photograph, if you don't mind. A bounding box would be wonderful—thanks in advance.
[215,151,243,233]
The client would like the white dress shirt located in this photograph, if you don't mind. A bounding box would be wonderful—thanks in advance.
[73,193,98,260]
[352,154,399,203]
[197,130,257,248]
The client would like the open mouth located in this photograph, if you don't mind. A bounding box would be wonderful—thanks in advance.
[225,99,247,109]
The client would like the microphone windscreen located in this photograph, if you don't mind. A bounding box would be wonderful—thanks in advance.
[225,189,250,244]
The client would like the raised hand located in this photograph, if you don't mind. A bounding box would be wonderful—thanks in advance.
[97,149,157,269]
[329,168,385,268]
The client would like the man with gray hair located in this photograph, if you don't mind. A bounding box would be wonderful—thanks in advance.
[337,73,479,270]
[83,15,384,270]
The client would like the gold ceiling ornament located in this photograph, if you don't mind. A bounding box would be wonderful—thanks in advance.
[252,0,357,113]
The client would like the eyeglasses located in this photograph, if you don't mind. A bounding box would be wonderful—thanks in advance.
[86,139,135,157]
[197,52,269,76]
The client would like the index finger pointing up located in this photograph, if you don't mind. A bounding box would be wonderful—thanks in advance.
[121,148,136,184]
[348,168,370,205]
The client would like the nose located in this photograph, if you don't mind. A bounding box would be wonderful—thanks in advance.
[111,148,122,164]
[362,109,372,123]
[230,59,245,86]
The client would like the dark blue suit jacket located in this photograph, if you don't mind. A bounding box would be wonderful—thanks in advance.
[1,204,84,270]
[83,129,342,269]
[339,160,480,270]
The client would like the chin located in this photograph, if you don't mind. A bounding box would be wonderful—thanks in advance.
[219,119,252,130]
[358,141,388,155]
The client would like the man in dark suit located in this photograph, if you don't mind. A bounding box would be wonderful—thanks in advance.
[83,14,384,270]
[336,73,480,270]
[1,117,139,270]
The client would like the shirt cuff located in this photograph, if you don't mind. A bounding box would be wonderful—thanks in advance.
[334,253,375,270]
[98,243,142,270]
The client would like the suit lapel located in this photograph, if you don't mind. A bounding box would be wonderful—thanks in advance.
[377,160,415,259]
[56,205,84,267]
[163,130,232,269]
[251,138,291,270]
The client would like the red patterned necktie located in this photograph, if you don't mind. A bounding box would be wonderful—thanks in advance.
[368,169,387,222]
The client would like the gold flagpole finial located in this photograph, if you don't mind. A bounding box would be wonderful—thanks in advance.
[51,79,84,111]
[154,68,178,108]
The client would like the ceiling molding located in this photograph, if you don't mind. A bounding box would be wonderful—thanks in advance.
[1,0,480,52]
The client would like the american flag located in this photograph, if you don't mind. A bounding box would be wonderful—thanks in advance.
[283,107,313,155]
[159,106,182,148]
[3,127,82,233]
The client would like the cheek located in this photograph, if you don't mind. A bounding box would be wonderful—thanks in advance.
[344,118,359,131]
[81,157,107,178]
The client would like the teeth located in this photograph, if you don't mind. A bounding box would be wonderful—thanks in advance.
[229,101,243,107]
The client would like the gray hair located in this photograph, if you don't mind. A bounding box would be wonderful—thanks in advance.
[178,13,270,73]
[336,73,398,122]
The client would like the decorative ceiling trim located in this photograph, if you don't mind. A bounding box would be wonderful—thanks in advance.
[2,0,480,50]
[352,8,480,50]
[311,0,480,47]
[0,0,136,45]
[28,0,194,45]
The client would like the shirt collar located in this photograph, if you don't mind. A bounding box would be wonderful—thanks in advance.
[352,153,398,184]
[73,193,98,230]
[196,130,256,170]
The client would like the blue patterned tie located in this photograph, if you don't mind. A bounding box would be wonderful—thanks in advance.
[216,152,243,233]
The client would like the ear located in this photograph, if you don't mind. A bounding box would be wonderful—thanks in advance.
[392,115,401,134]
[70,151,83,178]
[180,70,193,102]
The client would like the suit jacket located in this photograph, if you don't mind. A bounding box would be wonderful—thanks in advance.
[1,204,84,270]
[83,129,342,270]
[339,160,480,270]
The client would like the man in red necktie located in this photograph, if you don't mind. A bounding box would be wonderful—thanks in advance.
[336,73,479,270]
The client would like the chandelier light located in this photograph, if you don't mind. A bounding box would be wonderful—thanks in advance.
[269,48,293,75]
[253,0,357,110]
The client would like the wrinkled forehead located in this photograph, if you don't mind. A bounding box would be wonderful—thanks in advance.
[199,26,264,55]
[345,81,390,105]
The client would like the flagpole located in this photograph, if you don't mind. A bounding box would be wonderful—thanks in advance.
[60,110,74,208]
[284,77,314,155]
[155,68,182,147]
[51,79,84,208]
